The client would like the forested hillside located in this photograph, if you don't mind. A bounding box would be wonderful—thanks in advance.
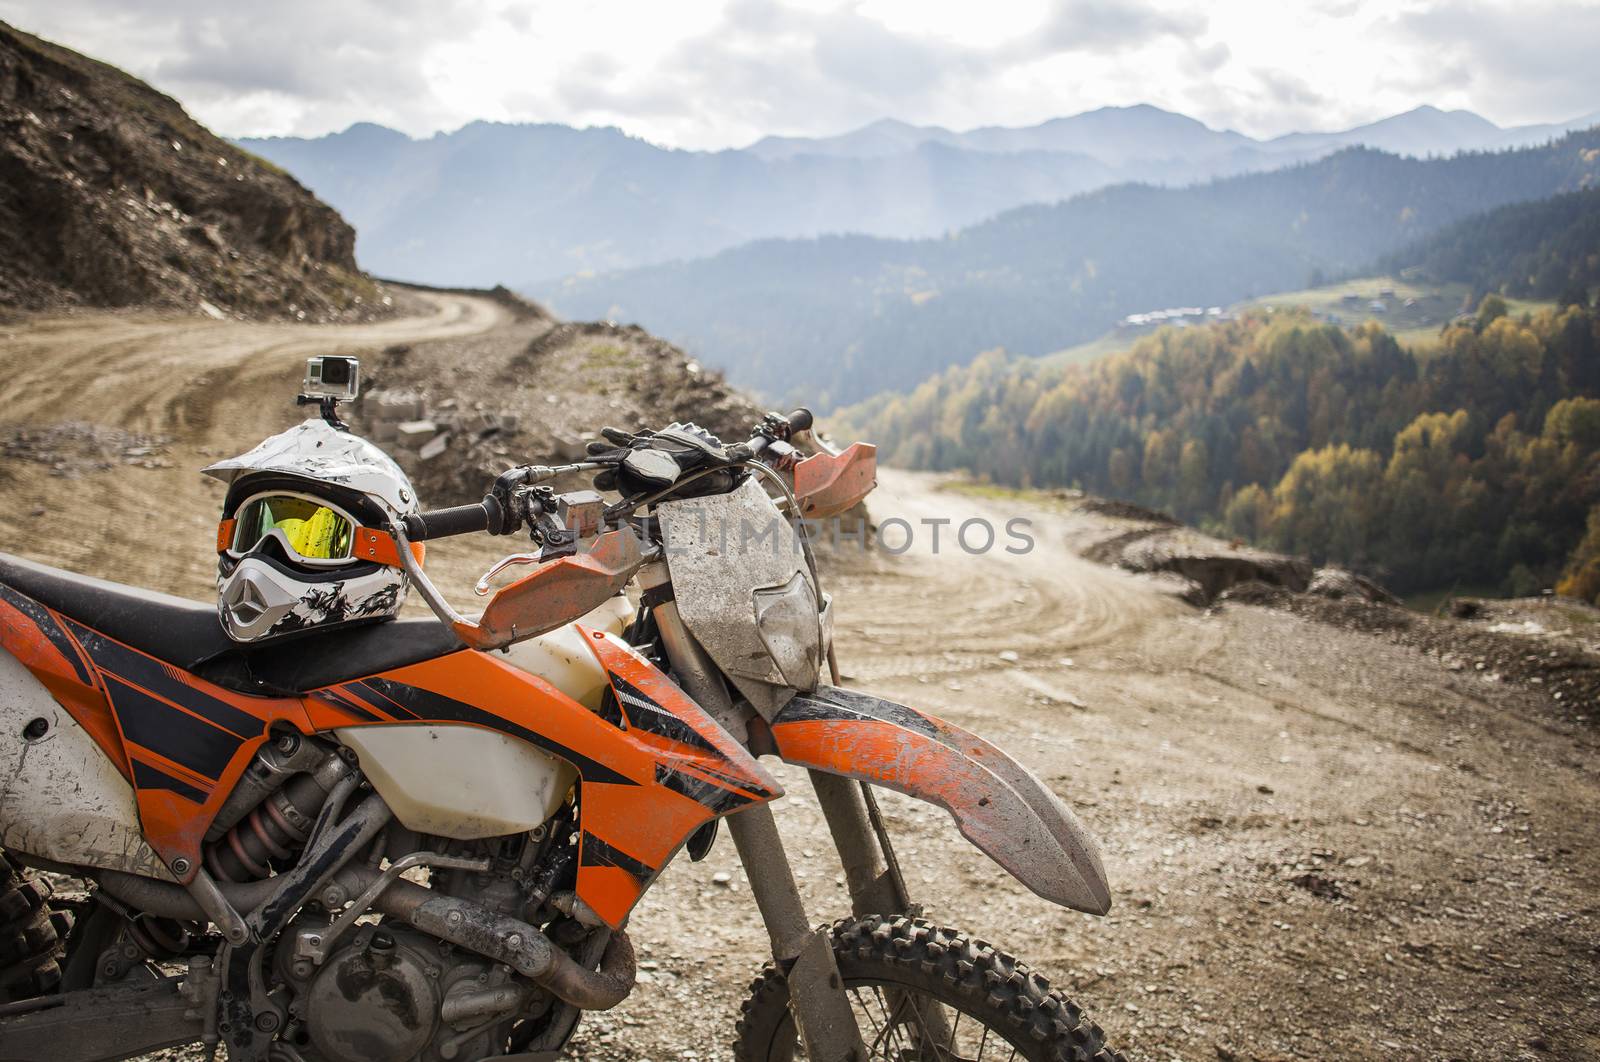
[839,297,1600,598]
[1382,185,1600,303]
[545,131,1600,407]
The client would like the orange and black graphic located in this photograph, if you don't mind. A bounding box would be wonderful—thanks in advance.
[301,630,781,926]
[313,676,637,786]
[0,584,303,873]
[0,582,93,687]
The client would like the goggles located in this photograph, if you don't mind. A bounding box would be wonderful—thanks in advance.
[218,491,416,570]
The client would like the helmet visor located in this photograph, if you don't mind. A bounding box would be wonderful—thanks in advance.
[229,493,357,566]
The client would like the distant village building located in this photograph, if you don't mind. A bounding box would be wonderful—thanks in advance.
[1117,306,1232,332]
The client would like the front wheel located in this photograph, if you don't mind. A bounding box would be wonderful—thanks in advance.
[733,915,1125,1062]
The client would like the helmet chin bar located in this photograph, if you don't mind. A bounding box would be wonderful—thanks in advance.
[391,521,651,652]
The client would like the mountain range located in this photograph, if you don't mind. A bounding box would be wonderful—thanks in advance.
[241,104,1600,289]
[540,131,1600,408]
[746,103,1597,164]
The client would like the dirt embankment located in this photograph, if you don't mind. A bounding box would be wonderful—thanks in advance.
[1075,494,1598,706]
[0,21,392,321]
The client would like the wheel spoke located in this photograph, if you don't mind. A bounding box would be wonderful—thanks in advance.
[877,990,914,1057]
[851,986,887,1043]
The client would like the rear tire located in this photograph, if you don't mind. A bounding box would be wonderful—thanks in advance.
[0,853,67,1003]
[734,914,1125,1062]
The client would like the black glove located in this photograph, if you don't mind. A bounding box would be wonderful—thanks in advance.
[586,422,742,497]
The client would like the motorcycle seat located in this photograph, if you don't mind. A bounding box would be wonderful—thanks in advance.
[0,552,465,696]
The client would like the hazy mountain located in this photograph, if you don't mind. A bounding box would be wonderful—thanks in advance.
[242,103,1598,289]
[749,105,1256,165]
[748,103,1596,164]
[540,132,1600,408]
[747,117,965,161]
[242,123,1138,287]
[1261,104,1600,158]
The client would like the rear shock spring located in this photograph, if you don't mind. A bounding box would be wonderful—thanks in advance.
[125,914,197,958]
[203,772,328,883]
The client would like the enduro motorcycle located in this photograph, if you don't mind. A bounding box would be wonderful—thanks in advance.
[0,360,1121,1062]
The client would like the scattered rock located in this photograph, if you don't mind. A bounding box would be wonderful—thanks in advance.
[2,422,170,477]
[1089,525,1313,605]
[1308,567,1398,604]
[1290,872,1350,900]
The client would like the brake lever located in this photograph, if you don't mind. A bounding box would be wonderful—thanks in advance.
[474,553,544,596]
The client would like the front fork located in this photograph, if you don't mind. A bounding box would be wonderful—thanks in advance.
[644,565,875,1061]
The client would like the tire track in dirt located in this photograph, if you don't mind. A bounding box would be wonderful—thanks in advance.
[828,472,1187,687]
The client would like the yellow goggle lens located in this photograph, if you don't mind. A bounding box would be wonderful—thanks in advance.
[236,496,354,561]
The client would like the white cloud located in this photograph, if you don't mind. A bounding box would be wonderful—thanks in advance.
[1392,0,1600,123]
[0,0,1592,146]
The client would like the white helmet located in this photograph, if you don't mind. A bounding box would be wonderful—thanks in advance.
[203,419,422,643]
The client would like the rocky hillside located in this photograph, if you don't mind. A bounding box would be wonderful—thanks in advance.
[346,298,767,507]
[0,22,384,320]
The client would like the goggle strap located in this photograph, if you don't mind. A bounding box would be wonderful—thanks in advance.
[216,521,422,570]
[351,527,426,569]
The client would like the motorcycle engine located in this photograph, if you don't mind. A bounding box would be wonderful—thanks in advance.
[277,920,525,1062]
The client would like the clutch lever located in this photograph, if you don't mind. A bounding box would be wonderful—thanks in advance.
[474,553,543,596]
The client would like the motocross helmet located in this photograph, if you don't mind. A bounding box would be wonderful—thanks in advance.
[202,419,421,643]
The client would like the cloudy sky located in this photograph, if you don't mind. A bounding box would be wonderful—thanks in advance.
[2,0,1596,148]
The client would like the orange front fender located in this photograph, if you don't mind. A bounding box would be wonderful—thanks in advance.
[769,685,1111,915]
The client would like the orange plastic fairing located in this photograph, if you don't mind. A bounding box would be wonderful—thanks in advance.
[452,530,644,650]
[769,684,1112,915]
[0,584,313,878]
[792,443,878,518]
[309,631,778,927]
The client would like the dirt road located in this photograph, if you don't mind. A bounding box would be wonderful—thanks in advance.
[0,291,504,592]
[1,307,1596,1060]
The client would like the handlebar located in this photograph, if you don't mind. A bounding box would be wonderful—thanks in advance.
[402,408,818,540]
[742,407,814,460]
[401,500,498,541]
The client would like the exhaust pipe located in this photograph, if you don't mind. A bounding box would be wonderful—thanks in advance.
[97,865,636,1011]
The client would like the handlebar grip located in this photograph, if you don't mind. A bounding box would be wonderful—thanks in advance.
[786,408,814,433]
[402,502,493,541]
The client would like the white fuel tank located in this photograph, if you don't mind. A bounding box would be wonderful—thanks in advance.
[0,648,173,880]
[498,594,634,709]
[336,724,578,839]
[336,597,635,840]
